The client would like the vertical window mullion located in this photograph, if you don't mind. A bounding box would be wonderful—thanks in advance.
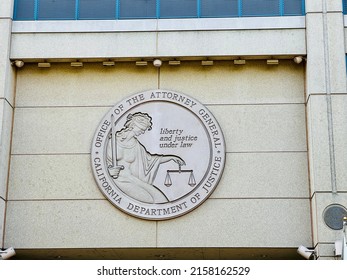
[13,0,18,19]
[35,0,39,20]
[116,0,119,19]
[280,0,284,16]
[156,0,160,18]
[75,0,79,20]
[197,0,201,18]
[238,0,242,17]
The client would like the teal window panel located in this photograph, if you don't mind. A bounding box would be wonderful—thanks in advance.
[119,0,156,19]
[283,0,304,15]
[200,0,238,17]
[160,0,197,18]
[79,0,116,19]
[14,0,36,20]
[242,0,280,16]
[38,0,76,20]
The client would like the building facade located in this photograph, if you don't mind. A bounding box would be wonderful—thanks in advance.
[0,0,346,259]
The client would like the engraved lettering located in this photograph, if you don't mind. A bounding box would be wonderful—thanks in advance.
[202,156,222,194]
[159,128,198,149]
[125,202,189,217]
[199,109,222,148]
[190,193,201,204]
[94,120,111,147]
[126,93,145,106]
[150,91,196,108]
[113,104,124,115]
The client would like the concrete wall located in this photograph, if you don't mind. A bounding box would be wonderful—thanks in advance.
[10,17,306,60]
[0,0,15,250]
[306,0,347,259]
[4,60,311,253]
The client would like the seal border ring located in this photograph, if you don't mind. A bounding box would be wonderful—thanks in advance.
[91,89,226,220]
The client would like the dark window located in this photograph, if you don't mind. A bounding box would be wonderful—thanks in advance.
[201,0,238,17]
[119,0,156,19]
[14,0,36,20]
[242,0,280,16]
[79,0,116,19]
[14,0,35,20]
[283,0,303,15]
[160,0,197,18]
[38,0,76,20]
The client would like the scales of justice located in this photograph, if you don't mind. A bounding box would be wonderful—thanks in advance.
[164,164,196,188]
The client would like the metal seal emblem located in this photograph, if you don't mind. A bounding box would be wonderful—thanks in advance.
[91,90,226,220]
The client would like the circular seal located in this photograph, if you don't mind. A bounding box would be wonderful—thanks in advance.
[91,90,226,220]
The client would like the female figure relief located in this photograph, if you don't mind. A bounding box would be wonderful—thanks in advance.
[108,112,185,204]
